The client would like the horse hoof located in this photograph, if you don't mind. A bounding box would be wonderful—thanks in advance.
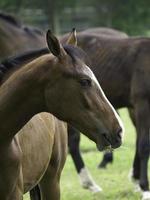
[88,184,102,193]
[142,191,150,200]
[98,162,107,169]
[79,167,102,193]
[81,181,102,193]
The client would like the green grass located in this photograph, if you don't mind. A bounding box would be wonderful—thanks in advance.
[24,109,146,199]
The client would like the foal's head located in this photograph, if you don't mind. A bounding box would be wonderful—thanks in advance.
[45,29,124,151]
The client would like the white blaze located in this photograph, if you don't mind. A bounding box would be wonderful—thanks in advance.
[85,65,125,138]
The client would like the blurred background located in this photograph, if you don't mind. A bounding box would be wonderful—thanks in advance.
[1,1,150,199]
[0,0,150,35]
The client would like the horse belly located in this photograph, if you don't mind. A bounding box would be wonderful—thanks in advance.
[18,113,56,193]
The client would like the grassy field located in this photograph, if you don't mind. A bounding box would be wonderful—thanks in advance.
[23,109,147,200]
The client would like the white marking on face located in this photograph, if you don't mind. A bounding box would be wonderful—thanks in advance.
[84,64,125,138]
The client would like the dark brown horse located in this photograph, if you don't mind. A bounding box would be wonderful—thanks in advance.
[0,29,123,200]
[61,31,150,200]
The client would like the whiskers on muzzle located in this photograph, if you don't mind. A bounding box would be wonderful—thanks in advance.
[97,126,123,152]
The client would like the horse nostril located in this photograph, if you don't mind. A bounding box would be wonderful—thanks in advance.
[116,127,122,142]
[110,128,123,149]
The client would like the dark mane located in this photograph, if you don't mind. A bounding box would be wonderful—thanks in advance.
[0,12,21,27]
[23,26,44,36]
[0,45,90,82]
[0,48,49,82]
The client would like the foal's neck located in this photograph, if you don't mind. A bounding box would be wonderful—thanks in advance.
[0,54,55,142]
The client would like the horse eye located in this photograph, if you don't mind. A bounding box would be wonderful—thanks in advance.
[79,78,92,87]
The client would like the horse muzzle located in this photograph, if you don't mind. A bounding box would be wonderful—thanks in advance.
[96,127,123,151]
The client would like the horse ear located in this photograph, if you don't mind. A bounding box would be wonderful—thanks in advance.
[46,30,66,59]
[66,28,77,46]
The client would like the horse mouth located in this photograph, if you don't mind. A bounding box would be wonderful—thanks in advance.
[96,133,121,151]
[97,143,112,151]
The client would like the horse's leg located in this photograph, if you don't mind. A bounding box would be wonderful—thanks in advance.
[39,167,61,200]
[68,125,84,172]
[98,151,113,168]
[132,137,141,182]
[8,188,23,200]
[129,131,141,192]
[128,108,141,184]
[0,141,23,200]
[39,142,65,199]
[39,121,67,200]
[133,100,150,199]
[68,124,102,193]
[30,185,41,200]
